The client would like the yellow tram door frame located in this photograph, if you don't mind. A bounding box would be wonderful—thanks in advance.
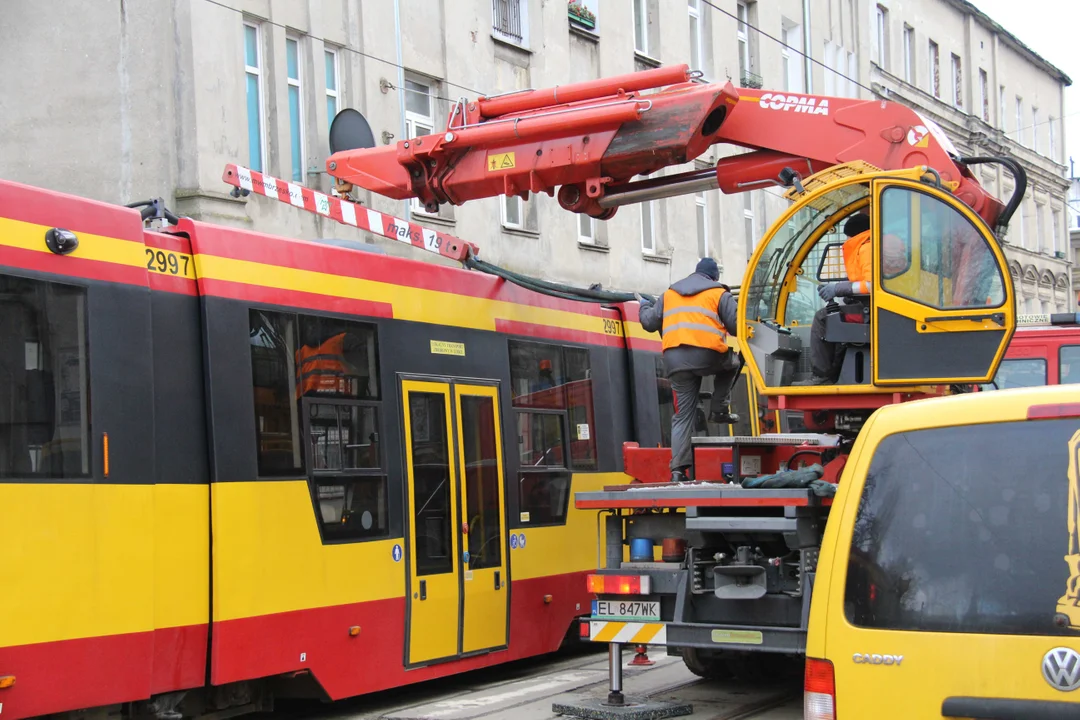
[454,384,510,654]
[402,380,462,665]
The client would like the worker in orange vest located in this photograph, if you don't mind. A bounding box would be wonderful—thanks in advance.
[638,258,740,482]
[797,214,872,385]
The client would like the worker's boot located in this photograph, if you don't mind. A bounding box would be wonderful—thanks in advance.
[670,467,692,483]
[709,411,740,425]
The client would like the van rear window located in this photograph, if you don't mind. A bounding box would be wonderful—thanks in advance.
[845,418,1080,637]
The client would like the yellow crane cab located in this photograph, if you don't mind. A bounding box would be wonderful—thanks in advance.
[737,162,1017,428]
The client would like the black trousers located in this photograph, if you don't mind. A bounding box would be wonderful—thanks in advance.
[809,306,841,380]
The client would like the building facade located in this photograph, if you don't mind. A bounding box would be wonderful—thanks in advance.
[0,0,1072,307]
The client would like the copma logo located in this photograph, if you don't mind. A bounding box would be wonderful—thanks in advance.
[1042,647,1080,692]
[758,93,830,116]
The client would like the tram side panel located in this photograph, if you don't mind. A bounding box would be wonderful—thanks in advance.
[0,181,209,720]
[186,218,638,701]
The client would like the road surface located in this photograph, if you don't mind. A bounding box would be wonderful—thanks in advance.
[256,645,803,720]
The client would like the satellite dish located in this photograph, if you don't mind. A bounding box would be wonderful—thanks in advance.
[329,109,376,154]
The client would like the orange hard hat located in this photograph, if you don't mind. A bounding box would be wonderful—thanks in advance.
[539,359,553,371]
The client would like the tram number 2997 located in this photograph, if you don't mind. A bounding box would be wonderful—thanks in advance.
[145,248,194,278]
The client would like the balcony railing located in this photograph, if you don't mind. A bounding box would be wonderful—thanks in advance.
[740,71,764,89]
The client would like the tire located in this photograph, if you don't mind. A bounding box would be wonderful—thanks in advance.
[681,647,734,680]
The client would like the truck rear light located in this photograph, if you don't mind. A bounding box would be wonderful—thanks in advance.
[586,574,651,595]
[804,657,836,720]
[579,620,590,638]
[1028,402,1080,419]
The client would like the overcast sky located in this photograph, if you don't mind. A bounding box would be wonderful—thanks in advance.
[968,0,1079,177]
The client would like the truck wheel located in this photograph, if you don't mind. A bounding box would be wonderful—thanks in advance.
[681,648,733,680]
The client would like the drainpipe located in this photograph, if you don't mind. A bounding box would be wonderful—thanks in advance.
[802,0,813,93]
[393,0,410,221]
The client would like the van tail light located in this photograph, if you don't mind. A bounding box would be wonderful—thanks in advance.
[804,657,836,720]
[586,574,651,595]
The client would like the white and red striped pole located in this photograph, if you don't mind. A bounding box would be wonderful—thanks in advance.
[222,164,477,263]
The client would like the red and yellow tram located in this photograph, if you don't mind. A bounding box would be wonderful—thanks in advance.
[0,179,672,719]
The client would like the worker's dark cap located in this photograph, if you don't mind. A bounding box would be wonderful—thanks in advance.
[843,213,871,237]
[696,257,720,281]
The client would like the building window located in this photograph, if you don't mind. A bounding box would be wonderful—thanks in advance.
[696,190,709,258]
[243,22,265,173]
[736,2,750,82]
[902,25,914,83]
[579,213,596,244]
[405,78,435,214]
[782,20,804,92]
[641,200,656,254]
[928,40,939,98]
[979,69,988,121]
[874,5,888,69]
[1036,202,1045,252]
[502,194,524,230]
[0,276,90,479]
[493,0,528,47]
[286,37,304,182]
[1050,116,1057,160]
[510,341,598,525]
[743,191,756,260]
[1015,96,1023,143]
[325,48,339,132]
[633,0,650,56]
[688,0,703,72]
[568,0,597,31]
[999,85,1006,131]
[950,53,961,107]
[1053,209,1061,253]
[1032,107,1039,152]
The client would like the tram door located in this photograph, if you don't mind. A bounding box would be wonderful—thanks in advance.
[402,380,509,665]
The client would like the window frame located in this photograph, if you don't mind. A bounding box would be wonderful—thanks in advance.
[0,274,93,481]
[736,2,750,79]
[688,0,703,72]
[1060,345,1080,385]
[286,35,305,183]
[633,0,650,56]
[743,191,756,260]
[928,39,940,98]
[641,200,657,254]
[578,212,596,244]
[325,47,340,133]
[696,190,709,258]
[492,0,529,48]
[998,85,1006,131]
[1015,96,1023,143]
[243,21,267,173]
[950,53,962,108]
[978,68,988,122]
[502,194,524,231]
[1032,106,1039,152]
[902,25,913,83]
[874,5,887,69]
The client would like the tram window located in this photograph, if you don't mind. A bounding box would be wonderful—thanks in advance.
[510,341,566,409]
[656,356,673,448]
[564,347,597,470]
[250,310,305,476]
[1061,346,1080,385]
[308,403,381,470]
[461,395,502,570]
[410,391,454,575]
[314,476,388,542]
[518,471,571,526]
[296,315,379,400]
[509,340,599,473]
[0,276,90,479]
[517,412,565,467]
[879,188,1005,310]
[981,358,1046,390]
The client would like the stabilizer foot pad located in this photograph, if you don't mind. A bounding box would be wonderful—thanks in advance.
[551,698,693,719]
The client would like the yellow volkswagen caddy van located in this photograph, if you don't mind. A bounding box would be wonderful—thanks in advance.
[805,384,1080,718]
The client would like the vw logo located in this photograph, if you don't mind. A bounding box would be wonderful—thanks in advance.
[1042,647,1080,692]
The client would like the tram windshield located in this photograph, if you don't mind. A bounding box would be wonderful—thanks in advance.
[743,183,870,323]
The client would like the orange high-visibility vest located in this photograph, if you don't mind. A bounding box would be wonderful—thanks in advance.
[842,230,873,287]
[661,286,729,353]
[295,333,349,398]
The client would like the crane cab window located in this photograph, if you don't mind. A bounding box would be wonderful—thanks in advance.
[878,187,1006,310]
[510,340,598,526]
[981,358,1047,390]
[1061,346,1080,385]
[0,275,90,479]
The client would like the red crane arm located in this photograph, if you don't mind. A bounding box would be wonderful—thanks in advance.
[325,67,1005,227]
